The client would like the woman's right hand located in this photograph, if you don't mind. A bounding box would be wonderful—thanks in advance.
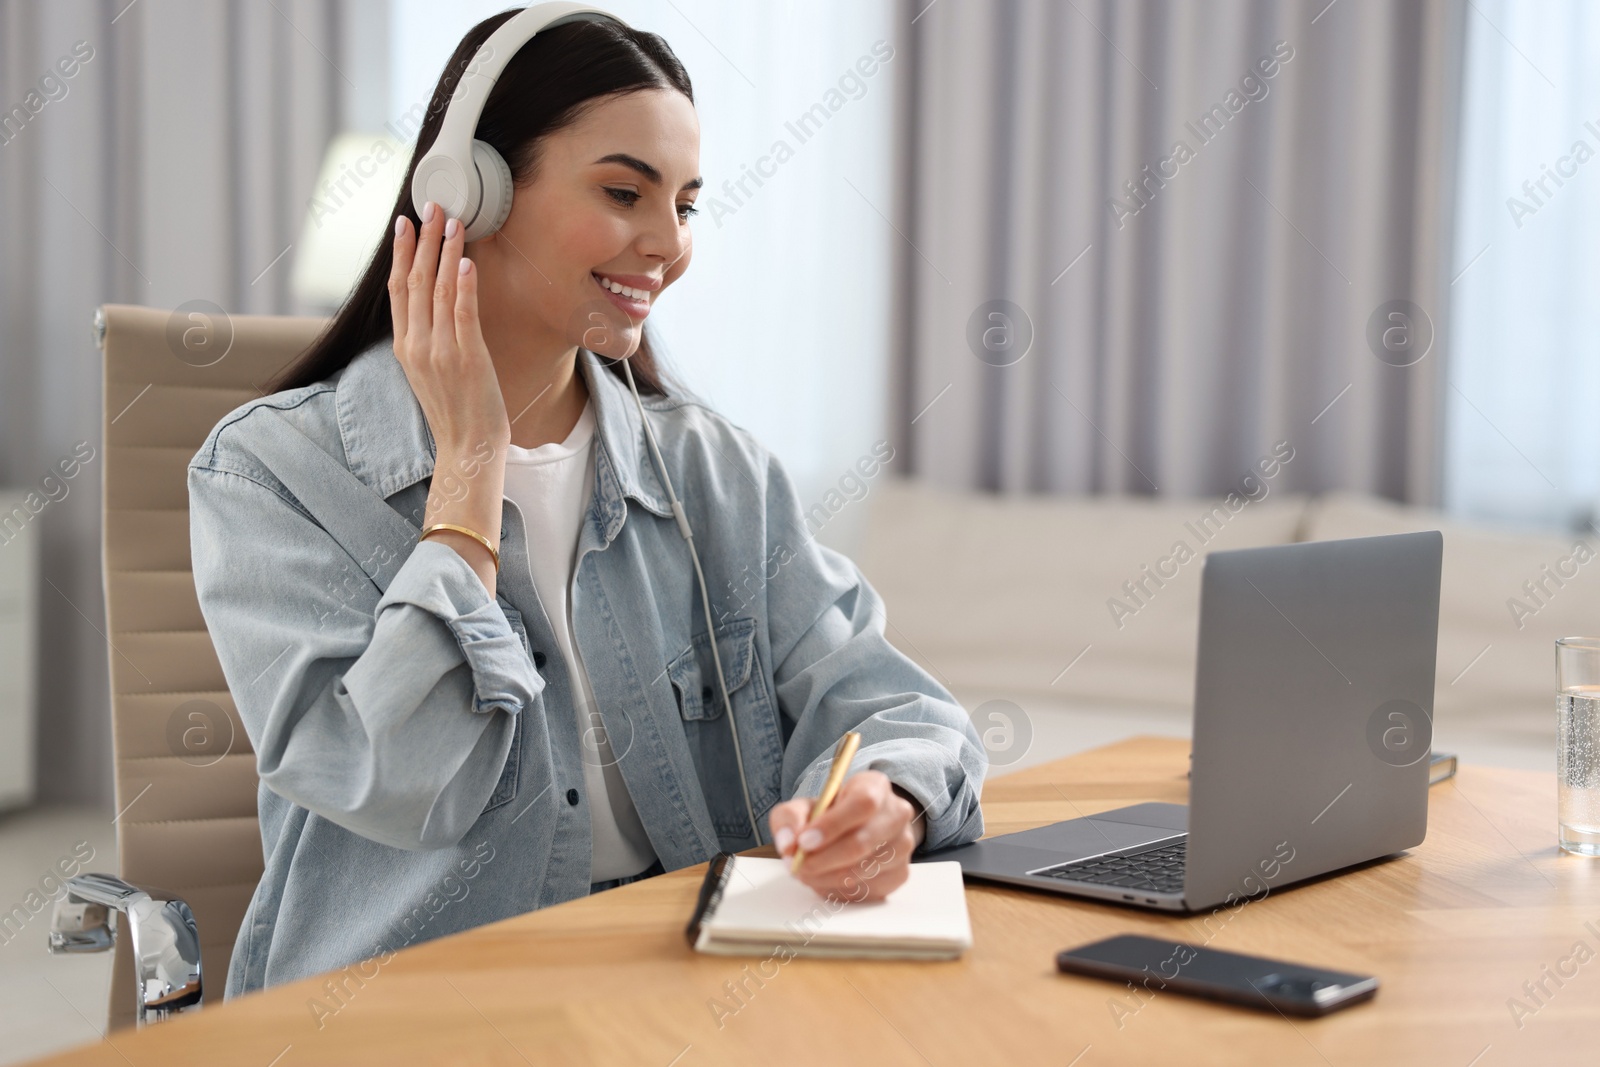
[388,201,509,594]
[388,201,510,456]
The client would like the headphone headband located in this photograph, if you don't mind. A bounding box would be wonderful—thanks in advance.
[411,2,626,241]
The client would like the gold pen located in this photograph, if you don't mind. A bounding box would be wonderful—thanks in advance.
[790,730,862,873]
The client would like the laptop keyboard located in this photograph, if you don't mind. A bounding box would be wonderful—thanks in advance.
[1034,838,1187,894]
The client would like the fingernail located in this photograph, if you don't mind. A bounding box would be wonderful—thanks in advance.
[423,200,436,223]
[394,215,405,237]
[798,829,822,851]
[445,217,459,239]
[458,257,471,276]
[774,827,794,853]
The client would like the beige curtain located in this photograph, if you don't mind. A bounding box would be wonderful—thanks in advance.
[891,0,1466,503]
[0,0,350,804]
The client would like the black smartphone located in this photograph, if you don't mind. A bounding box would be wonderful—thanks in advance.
[1056,935,1378,1017]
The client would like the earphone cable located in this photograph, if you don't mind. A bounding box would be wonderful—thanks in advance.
[619,356,766,847]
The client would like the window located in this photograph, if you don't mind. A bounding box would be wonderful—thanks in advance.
[1446,0,1600,530]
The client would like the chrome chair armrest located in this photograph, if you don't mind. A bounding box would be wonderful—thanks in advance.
[49,872,203,1026]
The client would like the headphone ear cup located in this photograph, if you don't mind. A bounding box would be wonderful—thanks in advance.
[465,139,514,241]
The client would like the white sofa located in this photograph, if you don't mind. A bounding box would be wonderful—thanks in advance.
[853,478,1595,772]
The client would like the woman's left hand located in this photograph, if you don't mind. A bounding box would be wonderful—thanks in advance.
[768,770,925,901]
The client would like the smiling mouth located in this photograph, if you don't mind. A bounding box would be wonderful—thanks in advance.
[595,275,649,300]
[592,272,651,308]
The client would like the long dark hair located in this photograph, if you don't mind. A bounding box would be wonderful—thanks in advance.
[270,9,693,395]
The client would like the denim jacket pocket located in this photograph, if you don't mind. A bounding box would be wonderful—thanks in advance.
[666,615,755,720]
[665,616,781,839]
[481,604,531,814]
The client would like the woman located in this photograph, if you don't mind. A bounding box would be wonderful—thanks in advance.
[190,10,986,997]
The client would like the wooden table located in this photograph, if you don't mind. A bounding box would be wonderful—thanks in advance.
[30,737,1599,1066]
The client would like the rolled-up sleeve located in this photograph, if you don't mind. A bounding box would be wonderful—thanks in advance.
[375,538,538,716]
[762,453,987,853]
[189,464,545,852]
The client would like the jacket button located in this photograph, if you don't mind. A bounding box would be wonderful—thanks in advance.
[700,684,713,702]
[534,651,547,669]
[566,788,579,806]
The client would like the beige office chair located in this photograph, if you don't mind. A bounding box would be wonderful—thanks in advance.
[48,305,328,1030]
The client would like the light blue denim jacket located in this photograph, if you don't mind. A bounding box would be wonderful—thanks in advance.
[188,340,986,997]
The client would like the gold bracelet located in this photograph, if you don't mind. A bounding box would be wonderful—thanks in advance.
[420,522,500,573]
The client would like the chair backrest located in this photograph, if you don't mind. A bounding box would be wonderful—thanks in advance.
[98,304,327,1028]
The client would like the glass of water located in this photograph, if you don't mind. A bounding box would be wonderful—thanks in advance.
[1557,637,1600,856]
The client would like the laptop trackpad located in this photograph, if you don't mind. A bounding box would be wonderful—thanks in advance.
[1005,802,1187,859]
[924,802,1188,875]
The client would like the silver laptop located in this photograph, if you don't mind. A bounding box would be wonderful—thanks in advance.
[927,531,1442,912]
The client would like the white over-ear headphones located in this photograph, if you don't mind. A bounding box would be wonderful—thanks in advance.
[415,3,770,848]
[411,2,625,242]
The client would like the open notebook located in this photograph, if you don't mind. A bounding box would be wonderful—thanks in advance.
[686,854,973,960]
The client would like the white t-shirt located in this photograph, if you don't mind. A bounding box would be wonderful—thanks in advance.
[501,398,657,883]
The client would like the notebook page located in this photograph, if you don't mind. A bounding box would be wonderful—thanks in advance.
[703,856,971,947]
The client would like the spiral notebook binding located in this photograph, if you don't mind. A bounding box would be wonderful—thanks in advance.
[684,851,736,947]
